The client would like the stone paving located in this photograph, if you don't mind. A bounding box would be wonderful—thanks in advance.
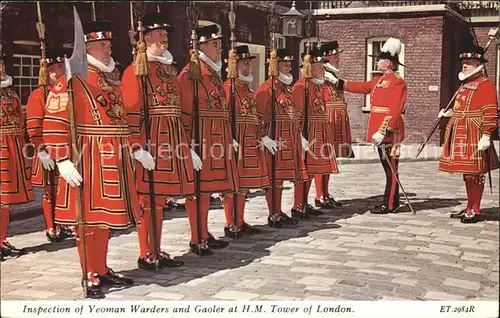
[1,161,498,301]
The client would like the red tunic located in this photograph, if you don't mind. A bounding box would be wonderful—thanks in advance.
[322,80,353,158]
[292,78,339,176]
[224,78,270,191]
[43,65,141,229]
[255,78,307,183]
[439,76,499,174]
[177,61,239,194]
[344,72,406,155]
[122,60,195,199]
[26,86,59,187]
[0,85,34,205]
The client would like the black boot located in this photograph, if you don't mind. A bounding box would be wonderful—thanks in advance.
[99,268,134,286]
[190,239,213,256]
[1,241,25,257]
[224,225,242,239]
[267,214,282,228]
[305,204,324,216]
[279,212,300,225]
[326,195,343,207]
[158,252,184,268]
[207,233,229,249]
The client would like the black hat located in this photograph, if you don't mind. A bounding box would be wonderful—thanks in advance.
[196,24,224,44]
[83,20,113,43]
[142,12,173,34]
[277,48,295,61]
[370,37,405,67]
[320,41,343,57]
[234,45,256,60]
[300,48,325,64]
[457,42,487,63]
[45,47,67,65]
[0,52,8,62]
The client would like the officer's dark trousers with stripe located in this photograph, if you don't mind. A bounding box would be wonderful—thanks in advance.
[377,143,400,210]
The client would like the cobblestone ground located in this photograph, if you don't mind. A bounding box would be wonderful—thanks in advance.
[1,161,498,301]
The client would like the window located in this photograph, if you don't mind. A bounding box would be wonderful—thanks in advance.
[198,20,220,29]
[12,54,40,106]
[275,34,286,49]
[364,36,405,112]
[299,37,330,57]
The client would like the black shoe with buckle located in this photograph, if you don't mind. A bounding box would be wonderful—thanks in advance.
[450,209,466,219]
[190,239,213,256]
[305,204,324,216]
[370,204,390,214]
[2,241,25,256]
[99,268,134,286]
[46,228,64,243]
[461,212,479,224]
[82,279,105,299]
[267,215,282,228]
[207,233,229,249]
[326,195,343,207]
[158,252,184,268]
[280,212,300,224]
[291,206,308,219]
[137,253,157,271]
[240,222,261,234]
[315,197,336,209]
[224,225,242,239]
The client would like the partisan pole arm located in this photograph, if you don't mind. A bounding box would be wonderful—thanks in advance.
[128,2,136,59]
[36,1,48,87]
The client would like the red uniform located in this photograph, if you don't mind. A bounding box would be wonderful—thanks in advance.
[178,60,239,245]
[43,63,141,280]
[439,75,499,215]
[26,86,60,233]
[314,79,352,205]
[292,77,339,209]
[222,78,270,229]
[255,77,307,218]
[122,57,195,261]
[0,81,34,247]
[343,72,406,210]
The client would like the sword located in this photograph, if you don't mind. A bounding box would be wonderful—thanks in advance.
[379,145,415,215]
[65,6,88,298]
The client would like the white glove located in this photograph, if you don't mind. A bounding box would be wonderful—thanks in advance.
[301,136,310,152]
[38,150,55,171]
[232,139,239,152]
[262,135,278,155]
[478,134,491,151]
[372,132,385,145]
[133,149,155,171]
[438,109,452,118]
[190,149,203,171]
[56,160,83,187]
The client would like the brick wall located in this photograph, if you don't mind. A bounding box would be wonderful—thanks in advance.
[318,15,445,144]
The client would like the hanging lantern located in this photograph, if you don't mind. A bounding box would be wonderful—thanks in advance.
[282,1,304,37]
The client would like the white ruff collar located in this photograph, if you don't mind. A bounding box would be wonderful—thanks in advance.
[1,75,13,88]
[324,63,340,76]
[324,71,337,83]
[311,77,325,85]
[87,54,116,73]
[147,50,173,65]
[278,72,293,85]
[459,64,484,82]
[198,51,222,73]
[239,73,253,83]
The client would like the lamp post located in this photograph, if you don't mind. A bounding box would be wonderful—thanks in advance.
[281,1,307,80]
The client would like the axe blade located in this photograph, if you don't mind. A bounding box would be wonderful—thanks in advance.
[65,6,88,81]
